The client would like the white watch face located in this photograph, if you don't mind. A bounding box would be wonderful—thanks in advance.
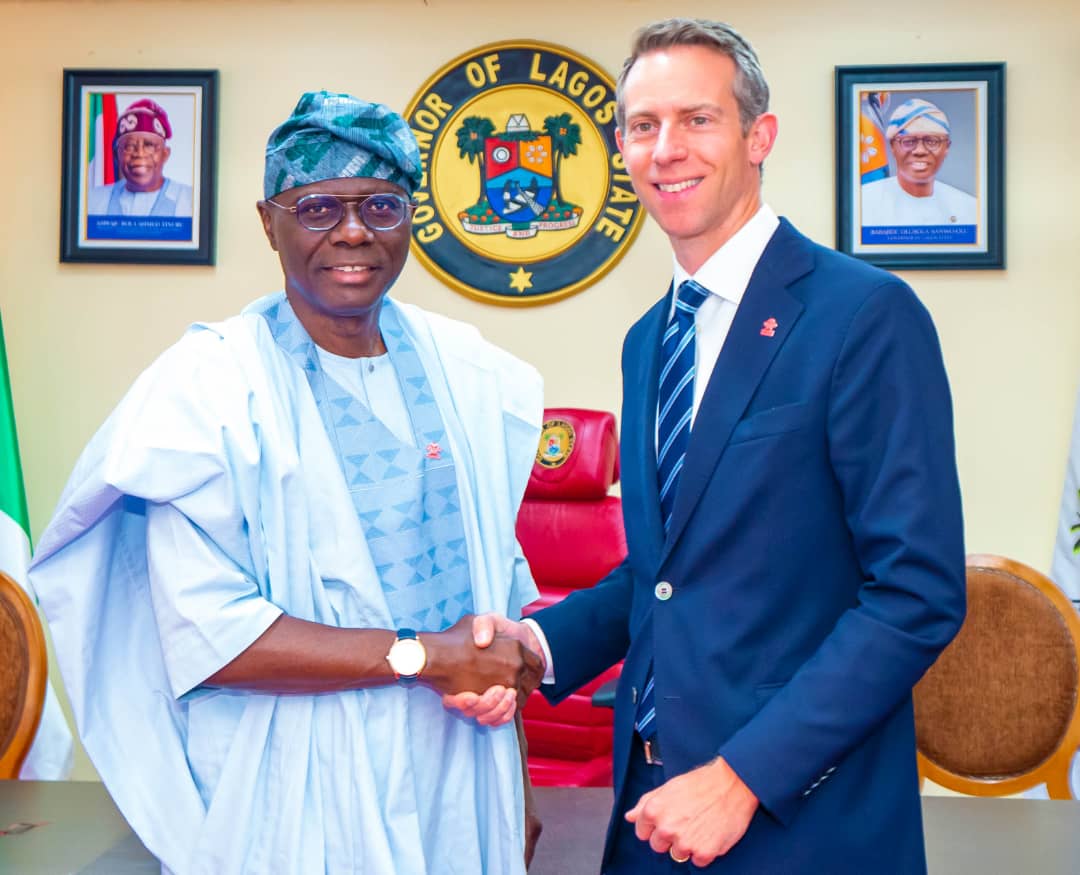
[388,637,426,678]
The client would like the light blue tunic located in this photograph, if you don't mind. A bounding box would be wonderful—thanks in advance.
[262,296,475,631]
[30,293,542,874]
[87,177,194,217]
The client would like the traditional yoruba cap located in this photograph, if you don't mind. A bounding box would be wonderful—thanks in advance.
[886,98,950,140]
[263,91,422,198]
[115,99,172,142]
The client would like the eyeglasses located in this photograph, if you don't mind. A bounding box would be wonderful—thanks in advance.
[892,135,949,153]
[118,137,164,156]
[263,192,415,232]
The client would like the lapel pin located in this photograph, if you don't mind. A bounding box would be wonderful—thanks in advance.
[425,442,442,460]
[760,317,778,337]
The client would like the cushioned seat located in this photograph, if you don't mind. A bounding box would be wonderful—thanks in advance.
[914,554,1080,798]
[517,409,627,787]
[0,571,48,779]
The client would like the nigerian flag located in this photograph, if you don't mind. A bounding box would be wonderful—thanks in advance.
[0,319,31,571]
[0,309,73,779]
[87,92,118,188]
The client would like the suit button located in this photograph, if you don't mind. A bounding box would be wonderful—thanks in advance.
[655,581,673,601]
[632,686,638,704]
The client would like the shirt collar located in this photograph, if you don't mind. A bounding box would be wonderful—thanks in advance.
[671,204,780,306]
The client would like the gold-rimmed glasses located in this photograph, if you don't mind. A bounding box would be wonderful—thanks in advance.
[117,136,165,156]
[263,192,415,232]
[892,135,950,153]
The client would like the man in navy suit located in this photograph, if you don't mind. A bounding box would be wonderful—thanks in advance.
[453,17,965,873]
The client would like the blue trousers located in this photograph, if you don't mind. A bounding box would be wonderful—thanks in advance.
[604,738,690,875]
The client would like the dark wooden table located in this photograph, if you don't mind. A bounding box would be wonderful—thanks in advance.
[3,781,1079,874]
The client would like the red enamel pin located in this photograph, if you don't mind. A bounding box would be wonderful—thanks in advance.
[760,318,778,337]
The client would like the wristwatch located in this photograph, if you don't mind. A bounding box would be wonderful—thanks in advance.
[386,628,426,686]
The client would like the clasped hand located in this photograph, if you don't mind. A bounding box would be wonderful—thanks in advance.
[438,614,546,726]
[438,615,760,864]
[425,614,544,725]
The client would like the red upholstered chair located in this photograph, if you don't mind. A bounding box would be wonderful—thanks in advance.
[517,408,627,787]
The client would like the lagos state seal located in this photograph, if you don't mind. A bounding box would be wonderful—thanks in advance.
[405,41,644,306]
[536,419,576,469]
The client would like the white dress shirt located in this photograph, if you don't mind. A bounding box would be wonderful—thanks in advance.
[670,204,779,425]
[316,347,414,447]
[526,205,781,682]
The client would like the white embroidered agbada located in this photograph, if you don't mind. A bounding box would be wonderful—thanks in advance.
[30,292,542,875]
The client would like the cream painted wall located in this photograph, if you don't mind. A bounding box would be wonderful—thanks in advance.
[2,0,1078,782]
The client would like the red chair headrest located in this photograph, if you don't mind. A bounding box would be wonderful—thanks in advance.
[526,408,619,501]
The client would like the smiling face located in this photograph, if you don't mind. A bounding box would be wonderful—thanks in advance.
[891,134,951,196]
[615,44,777,274]
[257,176,412,355]
[117,132,170,193]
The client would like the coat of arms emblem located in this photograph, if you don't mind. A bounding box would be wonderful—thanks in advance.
[536,419,575,468]
[405,41,643,305]
[456,112,582,238]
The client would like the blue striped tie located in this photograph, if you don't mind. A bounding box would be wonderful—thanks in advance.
[635,278,710,744]
[657,278,710,532]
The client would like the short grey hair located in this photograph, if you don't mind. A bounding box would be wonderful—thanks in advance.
[614,18,770,135]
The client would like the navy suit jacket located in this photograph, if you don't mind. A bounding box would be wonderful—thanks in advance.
[534,219,965,873]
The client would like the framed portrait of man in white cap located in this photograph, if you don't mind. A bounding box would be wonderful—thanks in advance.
[835,62,1005,270]
[60,69,218,265]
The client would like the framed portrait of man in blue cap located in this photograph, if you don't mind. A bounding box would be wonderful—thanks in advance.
[60,69,218,265]
[835,62,1005,270]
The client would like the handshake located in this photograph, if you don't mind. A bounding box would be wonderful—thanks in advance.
[418,614,545,726]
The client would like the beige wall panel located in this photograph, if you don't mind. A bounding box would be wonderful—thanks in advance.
[1,0,1077,779]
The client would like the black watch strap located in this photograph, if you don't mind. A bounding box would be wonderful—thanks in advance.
[391,627,423,686]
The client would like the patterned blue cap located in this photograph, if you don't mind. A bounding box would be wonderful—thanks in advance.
[264,91,422,198]
[886,98,950,140]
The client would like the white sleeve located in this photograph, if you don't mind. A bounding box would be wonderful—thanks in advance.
[521,618,556,685]
[146,501,282,699]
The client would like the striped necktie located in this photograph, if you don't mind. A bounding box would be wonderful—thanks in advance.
[656,278,710,531]
[636,278,710,745]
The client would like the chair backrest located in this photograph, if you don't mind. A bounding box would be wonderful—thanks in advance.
[517,408,626,607]
[0,571,48,779]
[914,553,1080,798]
[517,408,627,787]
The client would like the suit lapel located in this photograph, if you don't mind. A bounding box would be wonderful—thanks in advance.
[621,289,670,576]
[663,219,813,557]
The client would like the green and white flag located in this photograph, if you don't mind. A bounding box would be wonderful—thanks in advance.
[0,309,73,779]
[1051,384,1080,603]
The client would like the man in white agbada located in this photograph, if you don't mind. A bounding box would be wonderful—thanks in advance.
[30,91,545,874]
[861,98,978,227]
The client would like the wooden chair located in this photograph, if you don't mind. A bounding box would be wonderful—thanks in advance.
[0,571,48,779]
[914,554,1080,798]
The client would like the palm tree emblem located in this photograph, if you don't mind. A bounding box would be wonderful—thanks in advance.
[543,113,582,208]
[456,116,496,207]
